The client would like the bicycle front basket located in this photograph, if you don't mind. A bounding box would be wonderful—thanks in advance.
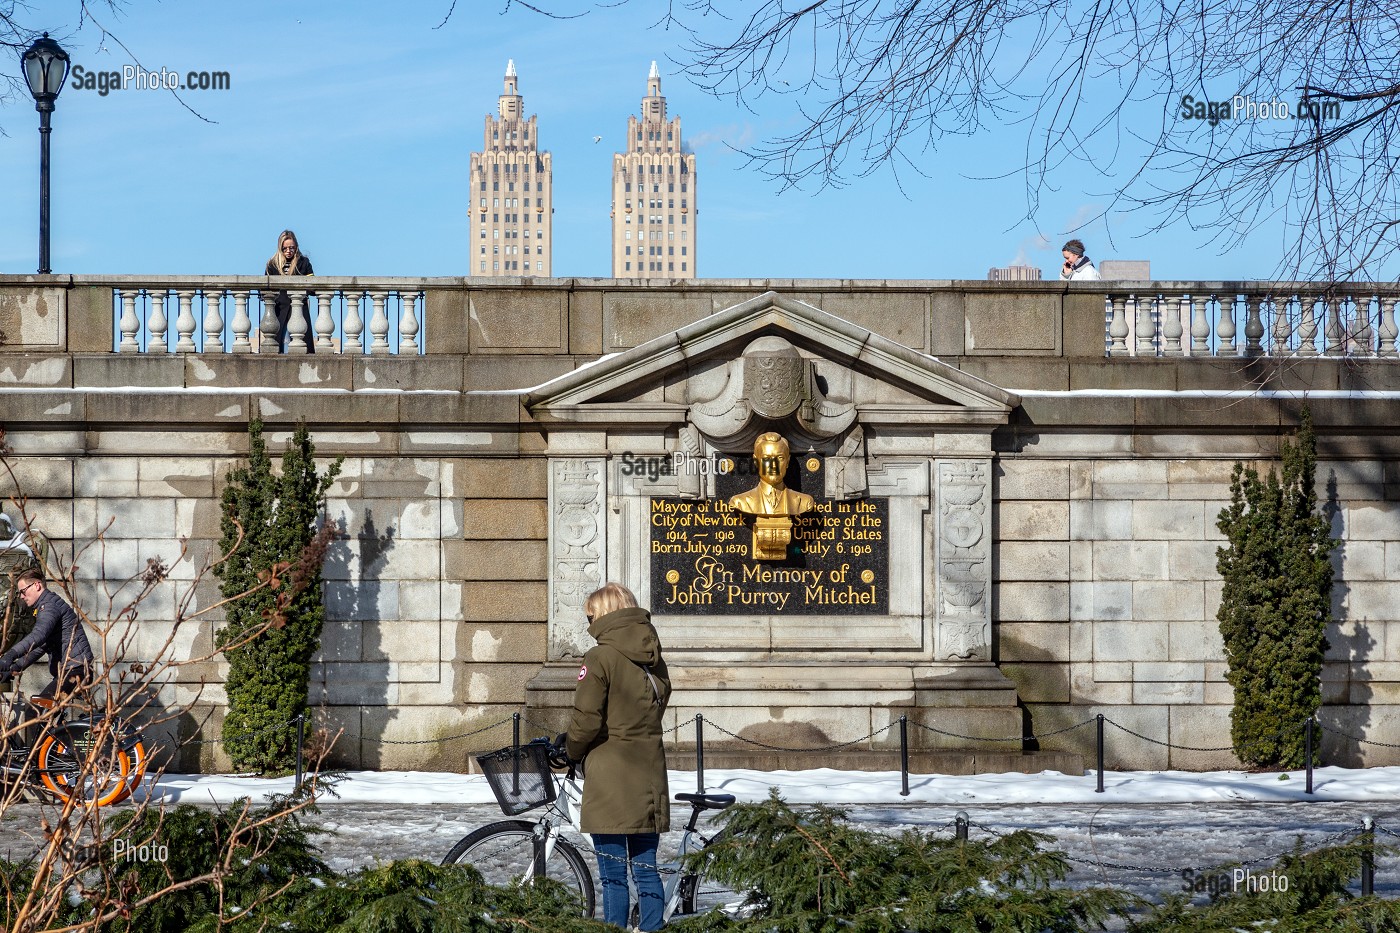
[476,743,556,815]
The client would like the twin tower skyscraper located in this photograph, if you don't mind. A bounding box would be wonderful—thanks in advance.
[468,61,698,279]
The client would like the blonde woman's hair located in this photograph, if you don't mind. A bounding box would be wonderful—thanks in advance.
[269,229,309,272]
[584,582,639,619]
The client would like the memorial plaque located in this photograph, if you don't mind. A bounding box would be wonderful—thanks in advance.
[649,456,889,614]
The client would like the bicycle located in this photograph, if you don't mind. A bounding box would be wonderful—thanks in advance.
[441,738,739,922]
[0,681,149,808]
[0,514,150,808]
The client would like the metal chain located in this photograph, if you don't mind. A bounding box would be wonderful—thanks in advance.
[183,714,517,748]
[1102,716,1302,753]
[180,714,303,746]
[1317,721,1400,749]
[361,717,515,745]
[1029,717,1098,739]
[700,714,896,750]
[966,819,1365,875]
[908,720,1024,744]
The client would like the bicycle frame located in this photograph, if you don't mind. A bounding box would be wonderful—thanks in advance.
[543,773,732,922]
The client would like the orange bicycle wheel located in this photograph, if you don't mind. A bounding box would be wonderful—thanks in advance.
[37,729,134,808]
[116,738,149,804]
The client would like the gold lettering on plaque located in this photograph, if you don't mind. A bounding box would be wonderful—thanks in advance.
[728,432,815,560]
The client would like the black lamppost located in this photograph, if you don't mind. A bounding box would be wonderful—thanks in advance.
[21,33,70,275]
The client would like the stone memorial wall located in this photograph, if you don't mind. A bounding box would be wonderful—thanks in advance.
[0,275,1396,772]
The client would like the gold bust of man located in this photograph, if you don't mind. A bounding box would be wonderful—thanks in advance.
[728,432,816,517]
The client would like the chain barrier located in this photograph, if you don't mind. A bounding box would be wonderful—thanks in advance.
[1101,717,1302,754]
[699,719,894,753]
[1317,721,1400,749]
[909,716,1096,744]
[179,714,304,747]
[965,818,1367,876]
[359,717,515,746]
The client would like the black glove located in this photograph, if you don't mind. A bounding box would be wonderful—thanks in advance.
[549,732,573,768]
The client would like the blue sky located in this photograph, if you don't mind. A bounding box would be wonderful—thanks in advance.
[0,0,1304,280]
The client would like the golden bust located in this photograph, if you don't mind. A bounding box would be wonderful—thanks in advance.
[728,433,815,517]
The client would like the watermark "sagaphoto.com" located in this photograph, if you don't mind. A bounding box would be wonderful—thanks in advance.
[1179,94,1340,126]
[1180,867,1290,898]
[70,64,231,96]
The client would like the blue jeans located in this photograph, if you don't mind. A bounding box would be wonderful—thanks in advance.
[592,833,663,930]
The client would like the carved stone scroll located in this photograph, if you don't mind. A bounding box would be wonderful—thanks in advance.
[935,459,992,660]
[548,458,606,659]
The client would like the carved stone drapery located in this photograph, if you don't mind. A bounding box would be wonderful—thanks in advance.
[548,458,606,659]
[935,459,992,660]
[689,336,856,446]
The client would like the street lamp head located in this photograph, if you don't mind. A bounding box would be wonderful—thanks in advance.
[21,33,70,112]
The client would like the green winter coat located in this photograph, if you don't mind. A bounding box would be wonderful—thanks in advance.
[565,606,672,834]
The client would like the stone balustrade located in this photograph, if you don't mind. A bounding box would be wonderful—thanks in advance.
[1106,287,1400,358]
[113,281,424,355]
[4,275,1400,364]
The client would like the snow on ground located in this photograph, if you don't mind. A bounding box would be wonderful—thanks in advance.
[136,764,1400,806]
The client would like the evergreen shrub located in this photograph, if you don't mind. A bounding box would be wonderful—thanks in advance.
[1216,408,1336,768]
[215,418,341,773]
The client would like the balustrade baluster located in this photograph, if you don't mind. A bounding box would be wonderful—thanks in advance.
[1163,296,1184,355]
[118,290,140,353]
[1270,295,1292,356]
[1217,295,1236,355]
[369,291,391,355]
[1243,294,1264,356]
[257,291,281,353]
[1189,296,1210,354]
[286,289,310,355]
[313,291,336,351]
[1107,296,1129,356]
[1297,296,1319,356]
[174,290,198,353]
[1379,297,1399,357]
[1324,296,1344,356]
[231,291,253,353]
[399,291,422,354]
[1351,295,1374,356]
[149,291,169,353]
[343,291,365,354]
[203,288,226,353]
[1135,295,1156,356]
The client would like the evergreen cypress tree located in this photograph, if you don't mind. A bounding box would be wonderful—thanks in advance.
[215,419,341,773]
[1216,408,1335,768]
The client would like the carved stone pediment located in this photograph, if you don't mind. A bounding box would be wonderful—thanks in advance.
[525,291,1020,430]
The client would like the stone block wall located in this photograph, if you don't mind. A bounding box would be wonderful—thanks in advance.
[996,450,1400,768]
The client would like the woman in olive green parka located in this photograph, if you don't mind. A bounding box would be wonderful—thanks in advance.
[566,582,671,930]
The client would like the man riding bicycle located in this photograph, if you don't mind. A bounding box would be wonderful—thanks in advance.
[0,570,94,700]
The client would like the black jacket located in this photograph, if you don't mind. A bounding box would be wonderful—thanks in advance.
[0,589,94,677]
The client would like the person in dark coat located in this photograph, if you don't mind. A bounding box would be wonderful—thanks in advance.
[264,229,315,353]
[566,582,671,931]
[0,570,94,700]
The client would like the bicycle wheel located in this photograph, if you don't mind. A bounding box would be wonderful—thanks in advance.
[442,819,596,916]
[36,727,134,808]
[113,737,148,805]
[680,827,767,919]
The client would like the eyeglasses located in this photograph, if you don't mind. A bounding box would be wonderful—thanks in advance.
[17,582,39,595]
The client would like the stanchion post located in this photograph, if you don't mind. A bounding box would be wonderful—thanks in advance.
[1305,715,1314,795]
[899,714,910,797]
[294,713,305,791]
[955,810,968,842]
[1095,714,1105,793]
[511,711,521,795]
[1362,816,1375,896]
[695,713,705,794]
